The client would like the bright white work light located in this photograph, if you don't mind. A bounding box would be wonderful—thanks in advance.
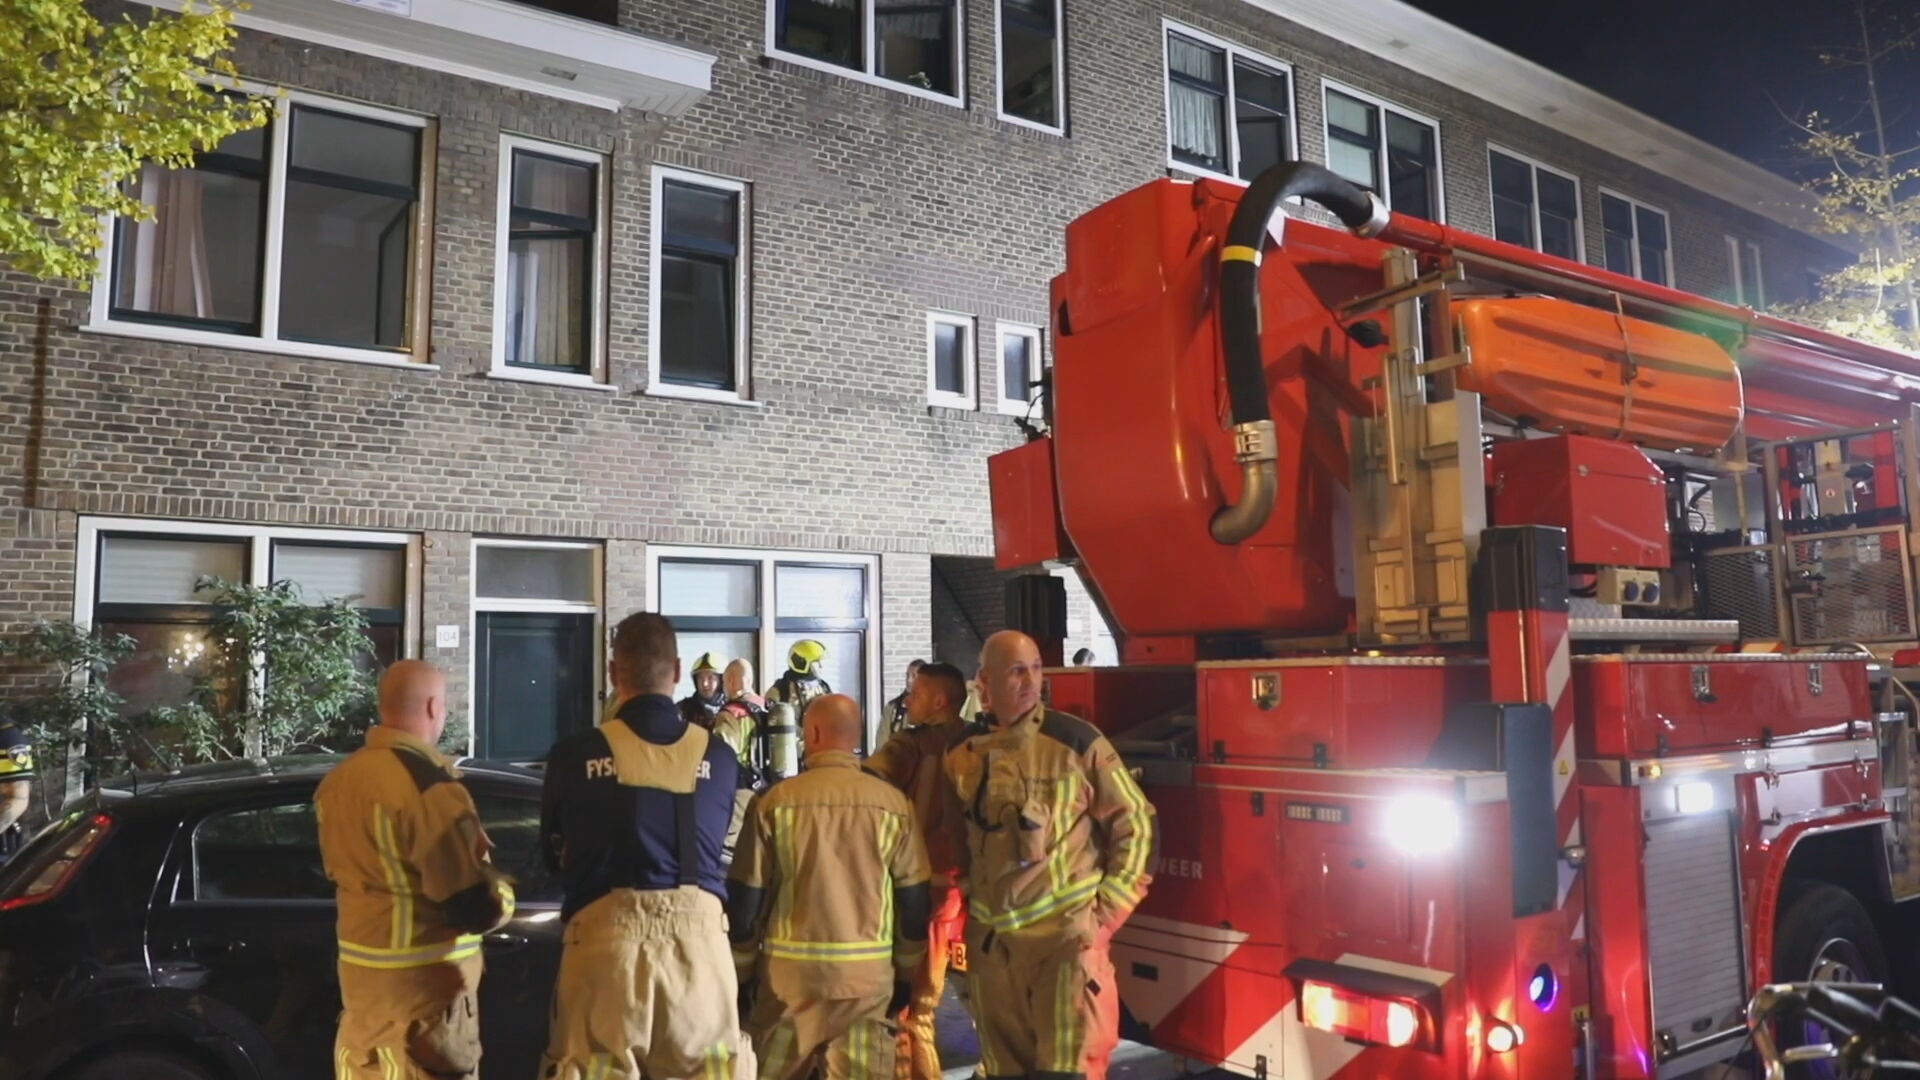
[1382,796,1461,856]
[1675,781,1715,815]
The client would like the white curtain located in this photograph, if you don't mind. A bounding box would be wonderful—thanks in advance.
[508,158,586,370]
[120,165,214,318]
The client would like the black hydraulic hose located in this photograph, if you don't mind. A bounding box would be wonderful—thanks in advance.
[1210,162,1387,544]
[1218,161,1386,426]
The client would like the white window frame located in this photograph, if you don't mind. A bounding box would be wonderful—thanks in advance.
[1161,19,1298,186]
[1319,78,1446,223]
[1598,188,1675,286]
[84,87,435,372]
[996,322,1044,417]
[926,311,977,410]
[764,0,966,108]
[1486,145,1584,262]
[490,135,614,391]
[469,538,604,761]
[995,0,1066,135]
[644,544,882,739]
[1727,235,1765,308]
[646,165,754,405]
[73,515,422,650]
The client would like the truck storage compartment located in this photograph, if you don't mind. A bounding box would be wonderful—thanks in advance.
[1575,655,1871,757]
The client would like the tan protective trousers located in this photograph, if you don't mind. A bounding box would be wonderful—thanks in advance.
[541,886,745,1080]
[894,887,965,1080]
[334,955,483,1079]
[749,990,896,1080]
[963,913,1119,1080]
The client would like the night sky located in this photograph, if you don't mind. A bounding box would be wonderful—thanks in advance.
[1400,0,1920,181]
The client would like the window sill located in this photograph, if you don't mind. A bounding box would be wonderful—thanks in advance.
[999,112,1067,137]
[80,322,436,371]
[927,396,977,412]
[996,400,1040,418]
[764,49,966,109]
[487,369,618,392]
[643,384,764,408]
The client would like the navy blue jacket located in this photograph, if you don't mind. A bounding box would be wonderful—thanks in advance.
[540,694,741,920]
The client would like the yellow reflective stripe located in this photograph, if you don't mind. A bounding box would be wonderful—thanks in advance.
[1106,764,1154,895]
[763,1025,796,1080]
[1221,244,1262,264]
[765,940,894,962]
[377,1047,398,1080]
[1055,950,1072,1072]
[969,874,1102,932]
[705,1039,728,1080]
[591,1052,611,1080]
[372,804,413,950]
[877,810,899,946]
[773,805,796,944]
[338,934,483,969]
[1047,776,1074,896]
[336,1046,351,1080]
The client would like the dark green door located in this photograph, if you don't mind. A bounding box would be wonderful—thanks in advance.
[475,611,594,762]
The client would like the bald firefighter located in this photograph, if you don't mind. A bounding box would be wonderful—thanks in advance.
[946,631,1155,1080]
[316,660,516,1080]
[539,612,744,1080]
[862,662,972,1080]
[728,695,932,1080]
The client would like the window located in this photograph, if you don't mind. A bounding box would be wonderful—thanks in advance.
[92,92,430,368]
[649,167,750,401]
[472,792,563,904]
[1324,83,1441,221]
[473,542,600,762]
[771,0,963,104]
[927,312,976,409]
[998,0,1064,132]
[80,520,415,717]
[1488,148,1581,261]
[192,802,330,901]
[652,548,879,742]
[1600,191,1672,286]
[493,137,607,385]
[1163,22,1294,181]
[1728,236,1765,308]
[997,323,1043,416]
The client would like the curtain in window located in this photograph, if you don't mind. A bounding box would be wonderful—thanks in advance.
[118,166,214,319]
[507,156,591,371]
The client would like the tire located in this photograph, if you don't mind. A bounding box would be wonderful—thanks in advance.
[1772,882,1888,1077]
[60,1049,221,1080]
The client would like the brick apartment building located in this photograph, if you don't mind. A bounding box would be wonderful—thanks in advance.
[0,0,1845,757]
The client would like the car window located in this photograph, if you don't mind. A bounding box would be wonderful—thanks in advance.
[193,801,331,901]
[471,792,562,905]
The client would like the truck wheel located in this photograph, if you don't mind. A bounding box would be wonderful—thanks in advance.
[1772,882,1887,1072]
[61,1049,221,1080]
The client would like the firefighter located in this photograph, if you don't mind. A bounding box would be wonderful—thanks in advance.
[729,694,931,1080]
[316,660,516,1080]
[945,631,1155,1080]
[539,613,745,1080]
[0,715,33,862]
[714,658,768,864]
[680,651,727,727]
[862,662,972,1080]
[883,659,925,738]
[765,639,832,715]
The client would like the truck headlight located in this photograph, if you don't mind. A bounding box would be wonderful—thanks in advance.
[1383,796,1460,856]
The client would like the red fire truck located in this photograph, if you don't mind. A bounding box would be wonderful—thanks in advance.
[988,162,1920,1078]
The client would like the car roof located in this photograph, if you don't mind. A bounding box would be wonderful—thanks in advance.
[84,754,541,810]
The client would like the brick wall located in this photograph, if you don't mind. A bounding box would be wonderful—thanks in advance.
[0,0,1852,732]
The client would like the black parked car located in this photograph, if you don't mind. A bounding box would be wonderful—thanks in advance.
[0,756,563,1080]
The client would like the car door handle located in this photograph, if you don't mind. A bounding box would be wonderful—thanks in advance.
[483,932,528,951]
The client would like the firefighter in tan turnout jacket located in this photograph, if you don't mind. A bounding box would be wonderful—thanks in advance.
[317,661,516,1080]
[946,632,1155,1080]
[728,694,932,1080]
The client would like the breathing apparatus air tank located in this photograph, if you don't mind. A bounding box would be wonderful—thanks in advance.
[763,701,800,783]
